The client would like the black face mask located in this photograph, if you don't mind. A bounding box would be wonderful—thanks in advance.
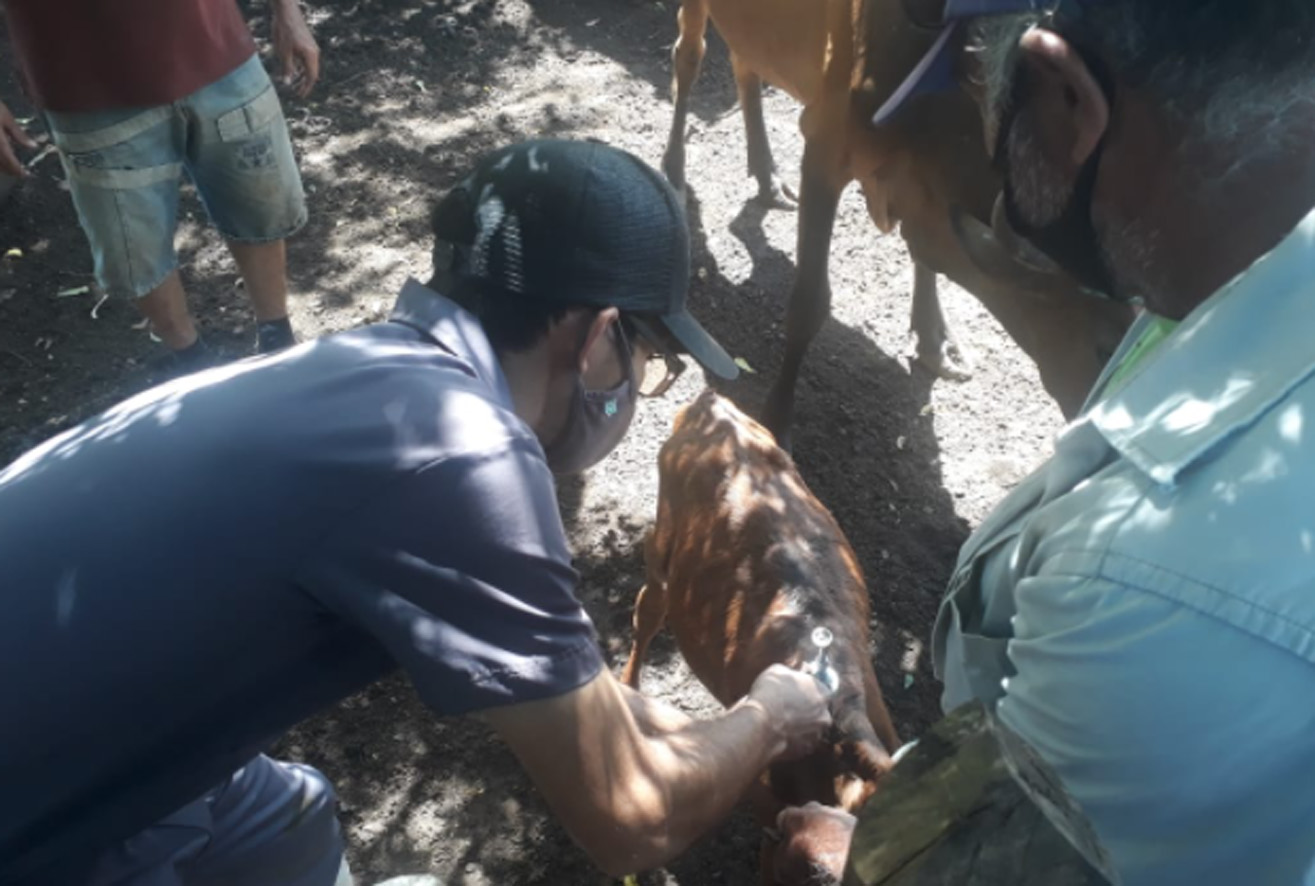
[541,323,638,475]
[993,59,1124,301]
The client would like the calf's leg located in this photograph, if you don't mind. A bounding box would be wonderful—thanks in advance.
[861,666,901,757]
[621,532,671,690]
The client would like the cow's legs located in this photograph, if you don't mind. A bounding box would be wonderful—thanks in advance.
[908,259,972,380]
[731,52,796,209]
[761,136,845,450]
[661,0,709,202]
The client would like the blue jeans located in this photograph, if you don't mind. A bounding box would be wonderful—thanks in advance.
[88,755,344,886]
[45,54,307,299]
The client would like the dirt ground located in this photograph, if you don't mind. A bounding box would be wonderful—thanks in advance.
[0,1,1065,883]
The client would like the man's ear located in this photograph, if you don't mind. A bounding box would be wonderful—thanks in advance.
[576,307,619,374]
[1014,27,1110,170]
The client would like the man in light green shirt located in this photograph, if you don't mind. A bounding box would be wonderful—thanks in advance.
[775,2,1315,883]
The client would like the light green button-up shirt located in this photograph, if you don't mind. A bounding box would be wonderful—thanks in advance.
[933,209,1315,885]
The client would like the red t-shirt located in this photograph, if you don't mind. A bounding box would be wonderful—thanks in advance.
[4,0,257,112]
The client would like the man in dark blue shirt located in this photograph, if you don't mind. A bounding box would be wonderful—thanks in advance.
[0,139,831,886]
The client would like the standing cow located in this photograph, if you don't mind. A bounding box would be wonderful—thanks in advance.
[659,0,1134,443]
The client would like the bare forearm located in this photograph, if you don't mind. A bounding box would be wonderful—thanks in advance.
[618,681,693,735]
[487,668,826,877]
[633,696,783,860]
[0,96,36,178]
[490,677,776,875]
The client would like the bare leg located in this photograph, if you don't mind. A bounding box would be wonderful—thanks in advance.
[661,0,709,203]
[227,239,291,323]
[909,259,971,380]
[228,239,297,353]
[620,583,664,691]
[137,270,199,350]
[732,53,795,209]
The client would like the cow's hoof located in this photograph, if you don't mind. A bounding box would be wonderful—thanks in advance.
[915,338,974,381]
[754,177,798,210]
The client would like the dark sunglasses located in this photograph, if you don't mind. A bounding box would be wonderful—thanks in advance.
[625,315,688,398]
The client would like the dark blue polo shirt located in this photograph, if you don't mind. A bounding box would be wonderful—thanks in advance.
[0,280,604,884]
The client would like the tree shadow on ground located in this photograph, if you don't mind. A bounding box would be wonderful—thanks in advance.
[0,0,593,461]
[0,0,742,461]
[3,1,971,880]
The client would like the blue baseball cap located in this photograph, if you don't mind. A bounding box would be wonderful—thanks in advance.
[872,0,1069,125]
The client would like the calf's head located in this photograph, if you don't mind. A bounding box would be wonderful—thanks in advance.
[768,802,858,886]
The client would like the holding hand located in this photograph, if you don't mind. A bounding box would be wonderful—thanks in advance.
[271,0,321,98]
[0,100,37,178]
[747,664,832,760]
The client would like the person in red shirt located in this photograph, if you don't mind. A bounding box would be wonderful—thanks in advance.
[0,0,321,368]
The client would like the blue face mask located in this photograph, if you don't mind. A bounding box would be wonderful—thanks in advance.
[542,323,638,475]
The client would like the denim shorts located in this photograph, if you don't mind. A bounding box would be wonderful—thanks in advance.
[45,54,307,298]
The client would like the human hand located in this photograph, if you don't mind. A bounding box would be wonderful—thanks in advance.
[271,0,321,98]
[0,100,37,178]
[770,802,856,885]
[747,664,832,760]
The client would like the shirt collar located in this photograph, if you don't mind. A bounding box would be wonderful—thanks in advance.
[1088,207,1315,487]
[389,278,515,408]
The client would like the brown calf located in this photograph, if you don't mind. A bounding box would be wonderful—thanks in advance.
[622,390,899,881]
[659,0,1134,443]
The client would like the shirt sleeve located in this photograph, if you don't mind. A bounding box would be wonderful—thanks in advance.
[294,436,604,716]
[997,571,1315,886]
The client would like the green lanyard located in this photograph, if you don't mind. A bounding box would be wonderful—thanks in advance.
[1101,314,1180,397]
